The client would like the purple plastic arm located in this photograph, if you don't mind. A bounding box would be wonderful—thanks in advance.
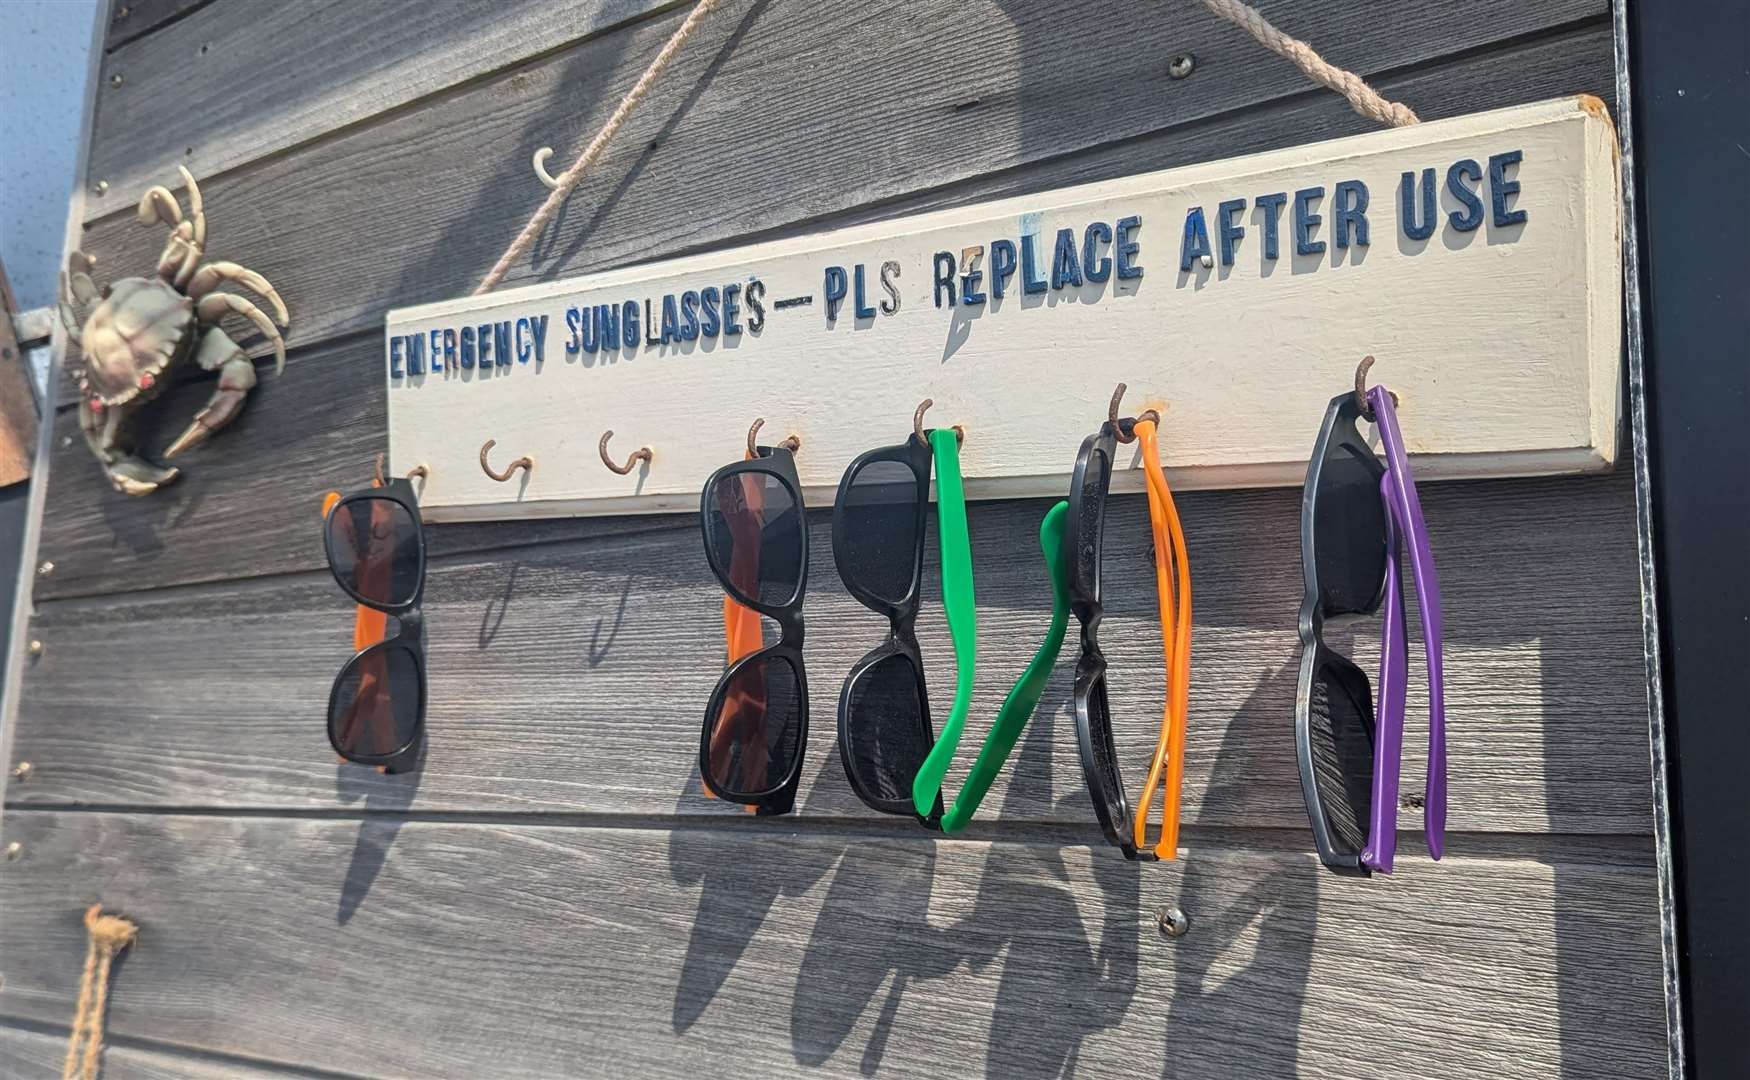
[1364,472,1408,874]
[1369,386,1447,859]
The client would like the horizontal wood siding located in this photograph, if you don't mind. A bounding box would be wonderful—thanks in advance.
[0,812,1666,1080]
[3,2,1658,1078]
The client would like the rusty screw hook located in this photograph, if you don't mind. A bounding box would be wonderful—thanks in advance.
[375,452,429,485]
[1353,355,1399,422]
[912,399,965,445]
[599,430,653,475]
[746,417,800,457]
[479,439,533,482]
[1109,382,1161,443]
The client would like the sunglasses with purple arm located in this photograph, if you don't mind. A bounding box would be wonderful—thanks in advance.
[1294,360,1447,876]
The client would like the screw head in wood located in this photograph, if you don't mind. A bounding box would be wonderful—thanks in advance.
[36,560,53,576]
[1157,906,1190,938]
[5,842,21,861]
[60,435,73,448]
[116,5,131,17]
[109,73,123,87]
[1168,54,1195,80]
[26,640,42,657]
[92,181,108,197]
[10,762,31,782]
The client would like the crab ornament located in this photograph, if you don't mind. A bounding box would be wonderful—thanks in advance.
[56,167,288,495]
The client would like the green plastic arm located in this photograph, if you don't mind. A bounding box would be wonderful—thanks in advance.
[939,501,1071,833]
[911,428,978,817]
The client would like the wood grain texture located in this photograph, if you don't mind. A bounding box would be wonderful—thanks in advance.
[62,0,1607,402]
[36,24,1620,600]
[103,0,213,53]
[11,470,1651,836]
[87,0,678,217]
[0,1023,328,1080]
[0,811,1666,1080]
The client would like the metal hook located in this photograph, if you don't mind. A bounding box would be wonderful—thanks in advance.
[479,439,533,482]
[532,147,562,190]
[599,430,652,475]
[746,417,800,457]
[375,452,428,485]
[1353,355,1399,421]
[1109,383,1161,443]
[912,399,965,445]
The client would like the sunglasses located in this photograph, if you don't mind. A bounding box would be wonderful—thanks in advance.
[321,477,426,772]
[698,443,809,815]
[1067,414,1191,860]
[1296,380,1446,875]
[832,430,945,826]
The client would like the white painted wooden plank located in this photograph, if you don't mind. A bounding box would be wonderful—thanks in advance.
[386,97,1623,522]
[0,811,1668,1080]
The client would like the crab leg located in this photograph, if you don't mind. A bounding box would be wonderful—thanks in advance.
[80,396,179,496]
[194,291,285,374]
[56,274,84,346]
[185,262,289,326]
[165,327,259,458]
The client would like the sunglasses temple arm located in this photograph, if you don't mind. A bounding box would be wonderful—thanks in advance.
[1369,387,1448,858]
[911,429,978,818]
[1364,472,1410,872]
[1132,423,1190,860]
[940,501,1071,833]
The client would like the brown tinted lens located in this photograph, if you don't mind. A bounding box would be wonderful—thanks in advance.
[328,496,421,607]
[330,645,421,758]
[1307,654,1375,855]
[707,653,801,795]
[706,470,804,608]
[837,458,922,606]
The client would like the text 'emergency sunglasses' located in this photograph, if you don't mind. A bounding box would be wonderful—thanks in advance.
[699,436,809,815]
[1067,391,1191,861]
[1295,360,1447,876]
[322,476,426,773]
[832,428,944,827]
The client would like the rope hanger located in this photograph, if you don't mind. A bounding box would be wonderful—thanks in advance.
[475,0,1418,296]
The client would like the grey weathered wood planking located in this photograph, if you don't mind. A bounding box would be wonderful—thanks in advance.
[0,811,1666,1080]
[103,0,212,53]
[59,0,1608,405]
[87,0,679,217]
[36,23,1620,600]
[0,1023,331,1080]
[11,470,1650,836]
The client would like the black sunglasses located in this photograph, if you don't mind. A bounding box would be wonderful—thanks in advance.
[698,444,810,815]
[832,432,944,828]
[322,477,426,772]
[1067,420,1154,861]
[1295,391,1389,876]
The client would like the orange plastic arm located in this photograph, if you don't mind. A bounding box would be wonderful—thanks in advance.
[1131,420,1193,860]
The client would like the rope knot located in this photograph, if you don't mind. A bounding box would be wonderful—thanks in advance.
[82,904,138,951]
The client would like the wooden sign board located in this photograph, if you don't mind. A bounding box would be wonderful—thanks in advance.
[385,96,1621,521]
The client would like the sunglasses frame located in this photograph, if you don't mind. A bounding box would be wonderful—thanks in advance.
[1067,420,1155,861]
[698,445,810,814]
[1294,391,1389,876]
[322,476,427,772]
[831,432,944,827]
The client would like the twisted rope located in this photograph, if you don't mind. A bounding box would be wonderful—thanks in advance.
[1197,0,1418,127]
[62,905,138,1080]
[475,0,725,294]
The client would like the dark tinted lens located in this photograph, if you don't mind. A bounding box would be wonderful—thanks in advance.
[1312,442,1386,615]
[331,645,421,758]
[837,458,922,606]
[844,651,931,802]
[707,469,804,608]
[328,496,421,607]
[1307,654,1375,855]
[1081,668,1131,831]
[1075,446,1110,597]
[707,652,802,795]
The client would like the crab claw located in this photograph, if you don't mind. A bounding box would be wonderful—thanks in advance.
[165,354,257,458]
[107,457,182,496]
